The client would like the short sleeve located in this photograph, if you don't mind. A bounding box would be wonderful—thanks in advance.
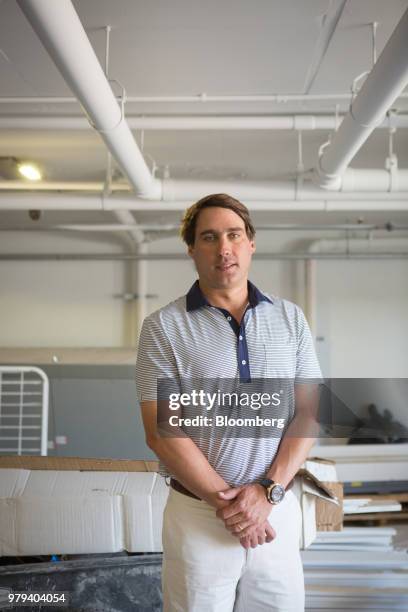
[136,315,179,402]
[295,306,322,380]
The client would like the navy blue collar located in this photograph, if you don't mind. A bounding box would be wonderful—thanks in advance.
[186,280,273,312]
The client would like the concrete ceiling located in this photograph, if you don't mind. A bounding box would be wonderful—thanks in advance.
[0,0,408,230]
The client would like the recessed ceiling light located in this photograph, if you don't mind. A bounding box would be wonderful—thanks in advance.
[18,163,42,181]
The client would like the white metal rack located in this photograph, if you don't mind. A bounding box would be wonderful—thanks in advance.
[0,366,49,455]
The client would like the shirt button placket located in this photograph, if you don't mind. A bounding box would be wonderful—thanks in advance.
[238,323,250,381]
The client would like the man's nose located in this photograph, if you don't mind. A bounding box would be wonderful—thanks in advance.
[217,236,231,257]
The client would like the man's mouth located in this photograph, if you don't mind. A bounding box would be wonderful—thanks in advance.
[216,263,237,271]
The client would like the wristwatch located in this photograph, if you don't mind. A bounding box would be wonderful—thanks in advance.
[259,479,285,505]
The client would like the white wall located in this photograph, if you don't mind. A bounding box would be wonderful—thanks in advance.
[316,259,408,377]
[0,232,127,347]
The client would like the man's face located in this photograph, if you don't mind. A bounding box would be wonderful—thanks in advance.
[188,206,255,290]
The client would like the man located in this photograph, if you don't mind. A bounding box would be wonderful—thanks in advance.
[136,193,322,611]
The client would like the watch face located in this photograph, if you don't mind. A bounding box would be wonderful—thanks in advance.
[270,484,285,503]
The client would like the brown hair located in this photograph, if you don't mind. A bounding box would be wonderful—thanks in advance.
[180,193,256,246]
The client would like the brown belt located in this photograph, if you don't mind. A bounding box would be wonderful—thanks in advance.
[170,478,201,500]
[170,477,294,500]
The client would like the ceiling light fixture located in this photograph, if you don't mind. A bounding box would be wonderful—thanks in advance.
[18,163,42,181]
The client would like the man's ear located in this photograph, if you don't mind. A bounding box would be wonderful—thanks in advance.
[250,240,256,254]
[188,244,194,258]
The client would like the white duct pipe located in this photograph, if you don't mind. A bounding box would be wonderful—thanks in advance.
[304,259,317,337]
[2,169,408,194]
[1,193,408,211]
[161,172,408,200]
[317,7,408,188]
[2,114,408,131]
[0,182,131,192]
[2,93,408,104]
[112,210,144,244]
[136,242,148,337]
[2,251,407,262]
[308,237,408,254]
[16,0,160,199]
[110,209,147,344]
[167,179,290,202]
[0,223,384,233]
[339,168,408,192]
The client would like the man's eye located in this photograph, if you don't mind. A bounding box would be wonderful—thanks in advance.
[230,233,241,239]
[203,235,215,241]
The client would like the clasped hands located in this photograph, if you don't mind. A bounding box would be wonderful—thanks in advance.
[215,484,276,549]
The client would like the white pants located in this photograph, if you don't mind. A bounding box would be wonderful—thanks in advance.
[162,487,304,612]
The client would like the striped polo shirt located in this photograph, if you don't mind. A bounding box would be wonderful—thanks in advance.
[136,280,322,486]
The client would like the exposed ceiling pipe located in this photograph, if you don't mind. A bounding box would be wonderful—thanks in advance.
[303,0,348,93]
[339,168,408,191]
[1,168,408,194]
[0,182,131,192]
[0,223,384,233]
[111,209,144,245]
[316,6,408,189]
[161,173,408,200]
[135,242,148,335]
[307,237,408,255]
[110,208,148,342]
[16,0,160,199]
[1,93,408,104]
[2,114,408,131]
[1,251,407,261]
[304,259,317,336]
[1,193,408,211]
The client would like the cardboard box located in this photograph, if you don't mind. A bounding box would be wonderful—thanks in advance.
[316,482,343,531]
[0,455,341,556]
[292,457,343,549]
